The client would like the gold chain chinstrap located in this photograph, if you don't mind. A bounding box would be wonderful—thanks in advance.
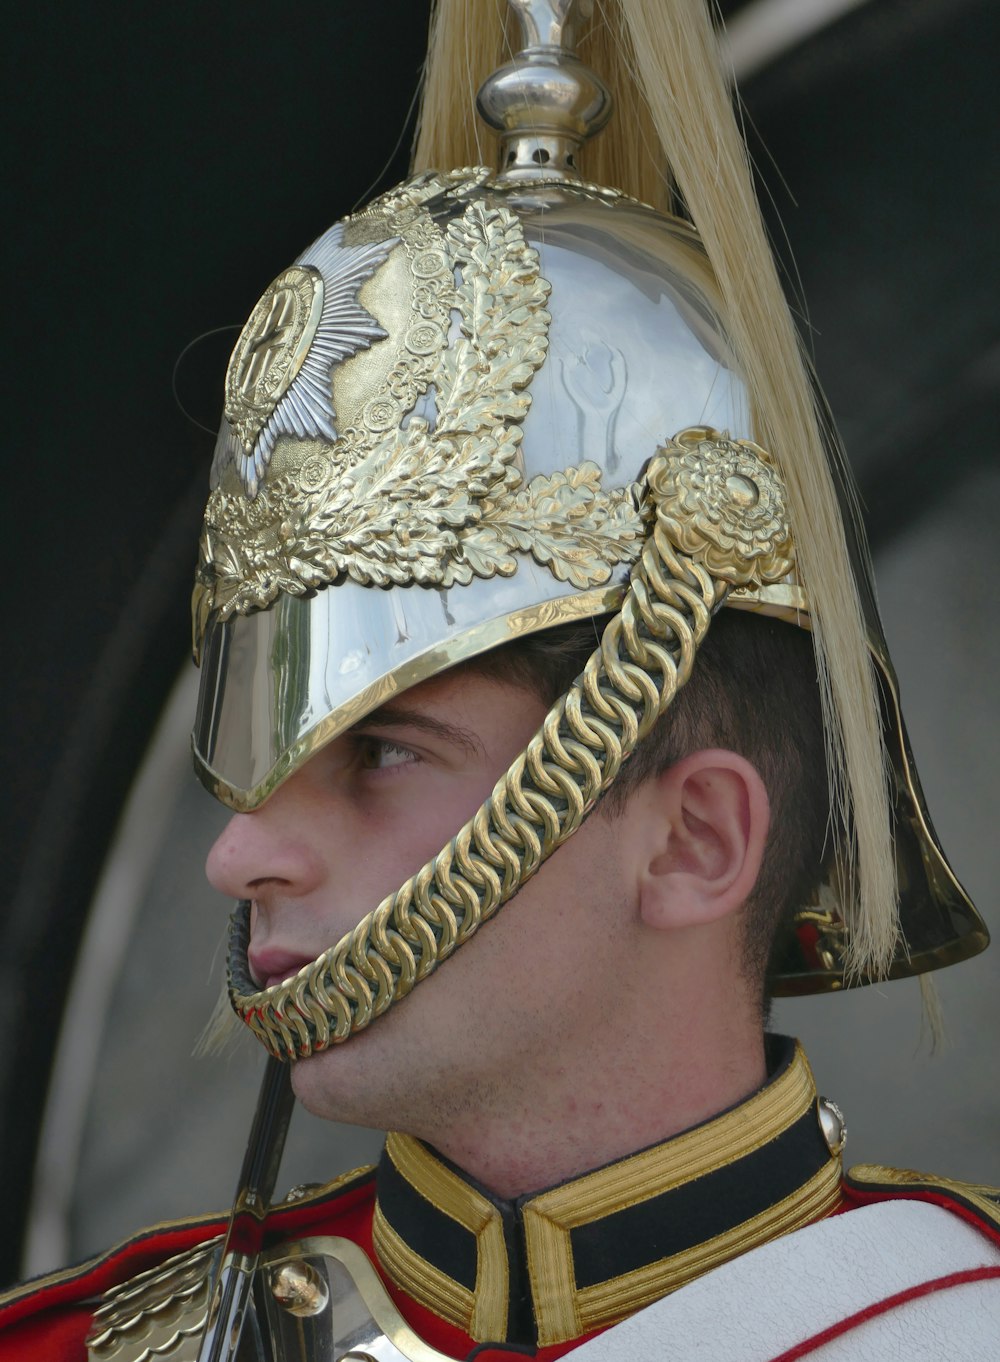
[227,428,794,1059]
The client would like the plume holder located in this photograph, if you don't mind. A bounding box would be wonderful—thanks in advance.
[477,0,612,180]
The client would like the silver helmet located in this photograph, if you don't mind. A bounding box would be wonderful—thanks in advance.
[191,0,987,1060]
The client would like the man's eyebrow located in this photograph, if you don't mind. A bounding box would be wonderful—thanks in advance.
[350,705,484,757]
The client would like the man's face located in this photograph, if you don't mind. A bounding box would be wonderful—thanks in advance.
[206,666,642,1140]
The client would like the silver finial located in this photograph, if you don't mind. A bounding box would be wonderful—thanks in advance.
[477,0,612,182]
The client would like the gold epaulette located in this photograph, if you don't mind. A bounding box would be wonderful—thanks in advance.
[846,1163,1000,1234]
[87,1237,220,1361]
[85,1164,374,1362]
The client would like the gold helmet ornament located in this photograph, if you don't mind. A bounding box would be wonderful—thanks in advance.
[192,0,987,1062]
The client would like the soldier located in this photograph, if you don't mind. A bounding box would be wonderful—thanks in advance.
[2,0,997,1358]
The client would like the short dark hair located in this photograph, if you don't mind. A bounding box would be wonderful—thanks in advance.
[468,609,829,999]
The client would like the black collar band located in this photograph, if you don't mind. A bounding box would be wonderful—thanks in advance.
[373,1037,842,1347]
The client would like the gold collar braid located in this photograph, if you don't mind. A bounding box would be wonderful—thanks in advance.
[227,427,795,1059]
[372,1039,842,1346]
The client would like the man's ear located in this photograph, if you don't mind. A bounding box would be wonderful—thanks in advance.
[638,749,770,931]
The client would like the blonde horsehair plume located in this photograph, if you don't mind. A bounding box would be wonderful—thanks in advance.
[196,977,244,1056]
[413,0,898,979]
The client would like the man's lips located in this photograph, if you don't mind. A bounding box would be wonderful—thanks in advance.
[246,946,316,990]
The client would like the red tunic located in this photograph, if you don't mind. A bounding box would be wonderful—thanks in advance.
[4,1042,998,1361]
[0,1166,599,1362]
[3,1166,999,1362]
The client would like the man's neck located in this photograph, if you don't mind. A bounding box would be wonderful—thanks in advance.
[417,1018,768,1199]
[373,1038,836,1349]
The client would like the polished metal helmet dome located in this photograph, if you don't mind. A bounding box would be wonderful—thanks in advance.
[193,175,760,804]
[191,0,986,1059]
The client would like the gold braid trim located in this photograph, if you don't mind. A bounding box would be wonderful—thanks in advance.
[227,428,794,1059]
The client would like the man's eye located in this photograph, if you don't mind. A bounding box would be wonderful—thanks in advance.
[358,737,416,771]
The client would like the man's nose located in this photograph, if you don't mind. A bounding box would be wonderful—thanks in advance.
[205,801,326,901]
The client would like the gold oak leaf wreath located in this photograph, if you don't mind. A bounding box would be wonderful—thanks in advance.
[194,191,646,636]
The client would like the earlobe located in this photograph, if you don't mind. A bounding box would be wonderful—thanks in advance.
[639,751,770,932]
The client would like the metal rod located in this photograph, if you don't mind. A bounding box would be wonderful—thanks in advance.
[197,1054,295,1362]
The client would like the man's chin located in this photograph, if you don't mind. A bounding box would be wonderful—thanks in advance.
[288,1031,387,1129]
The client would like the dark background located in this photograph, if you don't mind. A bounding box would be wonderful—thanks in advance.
[3,0,997,1287]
